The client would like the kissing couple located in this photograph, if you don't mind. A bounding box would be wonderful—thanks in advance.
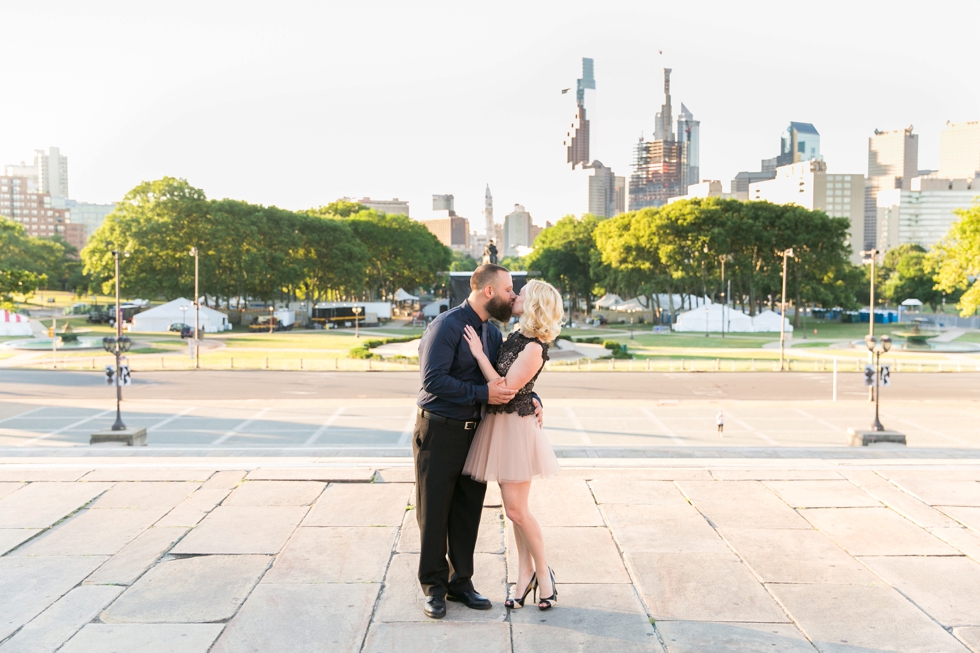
[412,264,564,619]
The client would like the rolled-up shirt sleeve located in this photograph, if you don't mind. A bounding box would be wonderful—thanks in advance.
[420,319,486,406]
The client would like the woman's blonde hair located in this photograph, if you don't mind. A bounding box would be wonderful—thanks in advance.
[517,279,565,342]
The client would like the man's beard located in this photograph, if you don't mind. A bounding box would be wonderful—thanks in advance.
[486,295,513,322]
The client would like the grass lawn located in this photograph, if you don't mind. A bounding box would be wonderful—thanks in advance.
[14,290,121,312]
[957,332,980,343]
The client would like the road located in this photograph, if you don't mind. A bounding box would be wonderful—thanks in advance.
[3,370,980,402]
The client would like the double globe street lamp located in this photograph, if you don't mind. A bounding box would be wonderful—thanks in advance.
[864,334,892,432]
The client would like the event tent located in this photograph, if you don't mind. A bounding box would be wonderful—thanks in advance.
[674,303,753,332]
[0,309,32,336]
[749,310,794,333]
[130,298,230,333]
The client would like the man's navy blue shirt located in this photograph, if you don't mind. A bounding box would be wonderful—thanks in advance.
[417,301,501,421]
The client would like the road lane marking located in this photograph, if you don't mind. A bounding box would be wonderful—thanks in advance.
[724,411,780,446]
[397,408,418,446]
[880,413,970,446]
[0,407,47,425]
[640,408,684,445]
[147,407,196,432]
[211,408,271,445]
[564,407,591,445]
[23,409,114,445]
[304,407,347,446]
[793,407,842,433]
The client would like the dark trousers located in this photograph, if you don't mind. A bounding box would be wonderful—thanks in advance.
[412,412,487,598]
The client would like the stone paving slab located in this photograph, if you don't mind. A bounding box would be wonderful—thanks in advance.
[656,621,817,653]
[769,582,970,652]
[362,622,512,653]
[940,506,980,531]
[0,556,108,641]
[888,478,980,506]
[374,553,507,623]
[802,507,960,556]
[81,468,216,482]
[0,469,89,482]
[101,555,270,623]
[304,482,411,527]
[210,583,378,653]
[510,583,656,652]
[56,624,224,653]
[154,488,230,527]
[84,527,189,586]
[506,526,631,584]
[375,467,416,483]
[859,556,980,627]
[627,552,789,623]
[762,480,881,508]
[171,505,308,554]
[589,478,686,505]
[244,467,375,481]
[0,529,39,556]
[955,627,980,653]
[526,477,603,527]
[841,469,961,528]
[930,526,980,560]
[0,482,111,529]
[222,480,325,506]
[0,585,122,653]
[710,469,843,481]
[201,470,246,489]
[90,481,200,509]
[0,483,23,500]
[16,507,170,556]
[719,528,875,584]
[602,503,730,554]
[263,526,397,583]
[676,480,810,529]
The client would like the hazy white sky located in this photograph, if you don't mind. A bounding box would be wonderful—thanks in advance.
[3,1,978,229]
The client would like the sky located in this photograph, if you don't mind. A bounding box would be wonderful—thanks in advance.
[3,1,979,230]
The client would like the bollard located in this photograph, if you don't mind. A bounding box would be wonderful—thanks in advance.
[230,357,234,369]
[300,358,304,370]
[646,358,651,371]
[264,357,269,370]
[609,358,614,371]
[751,359,756,371]
[833,357,838,401]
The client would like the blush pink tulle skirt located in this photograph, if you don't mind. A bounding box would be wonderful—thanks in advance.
[462,411,561,484]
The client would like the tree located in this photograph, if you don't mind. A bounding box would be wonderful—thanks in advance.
[880,244,945,311]
[296,213,369,302]
[525,215,601,315]
[931,201,980,316]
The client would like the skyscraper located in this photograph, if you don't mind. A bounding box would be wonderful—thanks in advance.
[676,103,700,186]
[564,58,595,169]
[503,204,534,257]
[939,120,980,180]
[484,184,494,237]
[35,147,69,198]
[864,126,918,250]
[776,123,820,167]
[629,68,688,210]
[587,162,625,218]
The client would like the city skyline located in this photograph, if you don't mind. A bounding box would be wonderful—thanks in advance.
[3,1,979,227]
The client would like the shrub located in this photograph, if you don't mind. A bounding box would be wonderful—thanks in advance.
[349,347,374,359]
[574,336,602,344]
[361,339,384,349]
[602,340,621,351]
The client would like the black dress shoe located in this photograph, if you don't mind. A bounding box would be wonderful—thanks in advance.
[446,588,492,610]
[423,595,446,619]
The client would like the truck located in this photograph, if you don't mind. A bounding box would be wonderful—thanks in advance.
[311,302,389,329]
[248,309,295,333]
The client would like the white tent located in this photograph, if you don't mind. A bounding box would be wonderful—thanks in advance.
[674,304,754,332]
[130,298,230,333]
[394,288,419,302]
[901,298,923,307]
[594,294,623,309]
[0,309,32,336]
[750,310,794,333]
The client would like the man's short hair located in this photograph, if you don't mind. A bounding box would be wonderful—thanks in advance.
[471,264,508,291]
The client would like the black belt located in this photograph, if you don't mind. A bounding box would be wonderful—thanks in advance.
[417,407,480,430]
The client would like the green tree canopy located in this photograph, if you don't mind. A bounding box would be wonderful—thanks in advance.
[525,215,601,313]
[931,201,980,316]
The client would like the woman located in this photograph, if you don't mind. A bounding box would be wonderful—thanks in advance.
[461,279,563,611]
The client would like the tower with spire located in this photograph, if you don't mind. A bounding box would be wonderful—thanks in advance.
[484,184,494,237]
[629,67,690,209]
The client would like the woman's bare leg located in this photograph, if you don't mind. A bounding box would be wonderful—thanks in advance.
[501,481,553,601]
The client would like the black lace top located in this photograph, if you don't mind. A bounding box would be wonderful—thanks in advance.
[486,331,550,416]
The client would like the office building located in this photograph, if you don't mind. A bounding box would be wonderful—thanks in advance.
[51,199,115,243]
[3,161,39,190]
[629,68,689,209]
[432,194,454,213]
[34,147,69,198]
[863,126,919,250]
[676,103,700,186]
[776,123,820,167]
[730,170,776,200]
[503,204,534,257]
[564,58,595,169]
[0,174,85,251]
[350,197,409,216]
[748,160,865,265]
[939,121,980,180]
[667,180,724,204]
[877,175,980,252]
[587,161,625,218]
[421,215,470,251]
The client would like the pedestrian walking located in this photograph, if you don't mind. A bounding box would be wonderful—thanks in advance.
[716,411,724,436]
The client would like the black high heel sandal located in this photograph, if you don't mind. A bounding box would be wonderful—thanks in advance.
[505,572,537,609]
[537,567,557,611]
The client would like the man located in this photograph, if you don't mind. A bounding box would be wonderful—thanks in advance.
[413,264,540,619]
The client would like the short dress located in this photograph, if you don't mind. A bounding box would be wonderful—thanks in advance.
[462,331,561,484]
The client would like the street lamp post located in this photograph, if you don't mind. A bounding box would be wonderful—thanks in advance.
[180,305,188,328]
[189,247,200,369]
[352,306,362,338]
[719,255,728,339]
[861,249,881,401]
[779,248,794,371]
[103,249,132,431]
[268,306,275,334]
[864,334,892,431]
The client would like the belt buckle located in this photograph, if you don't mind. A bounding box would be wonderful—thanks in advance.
[464,421,477,430]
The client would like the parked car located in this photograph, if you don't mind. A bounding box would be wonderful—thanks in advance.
[179,325,194,339]
[169,323,189,333]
